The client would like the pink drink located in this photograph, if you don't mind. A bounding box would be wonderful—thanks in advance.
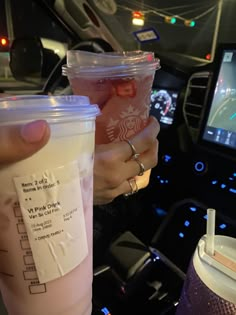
[0,176,93,315]
[70,74,154,144]
[0,95,99,315]
[63,50,160,144]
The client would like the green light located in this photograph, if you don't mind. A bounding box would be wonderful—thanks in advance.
[184,19,196,27]
[165,16,177,24]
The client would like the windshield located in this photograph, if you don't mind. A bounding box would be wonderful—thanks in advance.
[0,0,233,95]
[107,0,231,66]
[0,0,72,94]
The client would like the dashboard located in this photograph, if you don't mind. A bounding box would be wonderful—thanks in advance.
[102,45,234,272]
[93,47,236,313]
[150,88,178,127]
[139,44,236,277]
[200,45,236,154]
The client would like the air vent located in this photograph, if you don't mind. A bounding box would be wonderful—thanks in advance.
[183,71,212,143]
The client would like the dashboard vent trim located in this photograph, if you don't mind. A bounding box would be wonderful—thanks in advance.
[183,71,212,143]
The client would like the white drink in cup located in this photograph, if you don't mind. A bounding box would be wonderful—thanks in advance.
[176,209,236,314]
[0,95,100,315]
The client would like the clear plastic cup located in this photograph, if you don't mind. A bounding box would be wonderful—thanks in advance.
[0,95,100,315]
[176,235,236,314]
[62,50,160,144]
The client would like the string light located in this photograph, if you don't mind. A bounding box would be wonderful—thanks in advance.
[132,11,145,26]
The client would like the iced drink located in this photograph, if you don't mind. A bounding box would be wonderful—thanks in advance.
[0,95,100,315]
[176,235,236,314]
[63,50,160,144]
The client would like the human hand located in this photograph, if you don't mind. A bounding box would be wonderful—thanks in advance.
[0,120,50,164]
[93,116,160,205]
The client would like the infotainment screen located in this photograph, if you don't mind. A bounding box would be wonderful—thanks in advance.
[201,44,236,151]
[150,88,178,126]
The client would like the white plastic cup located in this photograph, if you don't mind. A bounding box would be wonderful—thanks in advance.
[176,235,236,314]
[0,95,100,315]
[62,50,160,144]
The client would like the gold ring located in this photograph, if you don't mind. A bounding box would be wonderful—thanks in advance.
[134,158,145,176]
[123,178,139,197]
[125,139,140,160]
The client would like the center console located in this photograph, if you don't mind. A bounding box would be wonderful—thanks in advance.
[92,231,185,315]
[92,43,236,315]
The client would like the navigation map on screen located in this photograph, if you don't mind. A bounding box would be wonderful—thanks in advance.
[203,49,236,149]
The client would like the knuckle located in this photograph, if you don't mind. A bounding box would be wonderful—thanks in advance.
[148,116,160,137]
[144,134,154,147]
[149,155,158,168]
[151,116,161,134]
[152,154,158,167]
[103,190,117,203]
[104,173,122,188]
[149,140,159,167]
[98,151,117,170]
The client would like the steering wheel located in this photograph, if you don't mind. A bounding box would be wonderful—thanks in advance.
[42,38,114,95]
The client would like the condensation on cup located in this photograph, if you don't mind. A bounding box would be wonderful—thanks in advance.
[62,50,160,144]
[0,95,100,315]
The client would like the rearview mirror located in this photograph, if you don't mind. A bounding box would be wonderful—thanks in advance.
[9,37,61,85]
[9,37,43,84]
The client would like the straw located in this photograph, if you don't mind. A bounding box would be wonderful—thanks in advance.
[205,208,216,256]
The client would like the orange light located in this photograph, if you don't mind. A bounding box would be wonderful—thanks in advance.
[132,11,144,26]
[205,53,211,60]
[132,11,143,19]
[0,37,8,46]
[184,20,196,27]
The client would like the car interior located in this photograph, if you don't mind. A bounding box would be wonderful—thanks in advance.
[0,0,235,314]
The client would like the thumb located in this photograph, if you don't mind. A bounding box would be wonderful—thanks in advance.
[0,120,50,164]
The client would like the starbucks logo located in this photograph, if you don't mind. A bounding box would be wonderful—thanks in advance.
[106,105,147,142]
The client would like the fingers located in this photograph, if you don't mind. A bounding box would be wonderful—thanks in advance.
[130,116,160,154]
[94,139,157,205]
[93,116,160,205]
[94,170,152,205]
[123,138,158,178]
[121,170,151,197]
[135,169,151,189]
[121,116,160,161]
[0,120,50,164]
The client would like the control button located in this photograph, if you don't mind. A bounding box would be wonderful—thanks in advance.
[184,220,190,227]
[162,154,172,164]
[101,307,111,315]
[220,183,227,189]
[194,161,207,174]
[189,206,197,212]
[219,223,227,230]
[156,175,169,185]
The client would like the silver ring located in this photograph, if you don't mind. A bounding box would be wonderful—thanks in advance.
[123,178,139,197]
[134,158,145,176]
[125,139,140,160]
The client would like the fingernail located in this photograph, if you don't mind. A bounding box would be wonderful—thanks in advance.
[21,120,47,144]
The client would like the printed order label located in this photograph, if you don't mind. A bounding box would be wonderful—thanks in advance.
[14,161,88,284]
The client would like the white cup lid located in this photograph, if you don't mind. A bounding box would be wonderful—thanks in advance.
[193,235,236,303]
[0,95,100,125]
